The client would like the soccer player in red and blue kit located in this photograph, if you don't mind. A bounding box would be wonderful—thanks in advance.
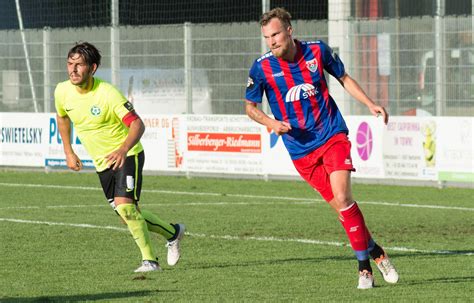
[245,8,399,289]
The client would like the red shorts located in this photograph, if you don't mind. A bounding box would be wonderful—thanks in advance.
[292,133,355,202]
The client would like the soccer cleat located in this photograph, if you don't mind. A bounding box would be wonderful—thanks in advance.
[358,270,375,289]
[375,253,399,284]
[166,223,185,266]
[134,260,162,273]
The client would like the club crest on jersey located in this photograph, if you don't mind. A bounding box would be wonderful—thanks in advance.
[90,105,101,116]
[306,58,318,73]
[285,83,317,103]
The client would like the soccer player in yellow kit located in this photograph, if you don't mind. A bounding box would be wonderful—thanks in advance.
[55,42,184,272]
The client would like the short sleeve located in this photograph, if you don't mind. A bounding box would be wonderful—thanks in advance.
[107,85,132,120]
[245,60,265,103]
[319,40,346,79]
[54,83,67,117]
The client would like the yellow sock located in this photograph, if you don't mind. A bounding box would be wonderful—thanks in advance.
[141,208,176,240]
[116,203,156,261]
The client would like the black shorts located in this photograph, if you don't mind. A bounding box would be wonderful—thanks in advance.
[97,151,144,206]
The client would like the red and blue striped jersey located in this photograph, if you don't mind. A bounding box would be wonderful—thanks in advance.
[245,40,349,160]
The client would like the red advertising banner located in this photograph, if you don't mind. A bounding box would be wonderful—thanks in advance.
[187,132,261,153]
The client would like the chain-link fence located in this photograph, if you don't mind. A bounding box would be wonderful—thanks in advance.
[1,12,473,116]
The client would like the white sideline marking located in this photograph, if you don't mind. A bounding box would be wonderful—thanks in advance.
[0,201,315,210]
[0,182,473,212]
[0,217,126,231]
[0,182,315,201]
[1,217,472,256]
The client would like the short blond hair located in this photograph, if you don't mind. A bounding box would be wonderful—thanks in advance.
[260,7,292,28]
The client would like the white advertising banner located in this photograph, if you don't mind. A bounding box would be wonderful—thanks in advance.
[95,69,212,114]
[0,113,48,166]
[0,113,472,184]
[262,128,299,176]
[45,113,94,169]
[346,116,385,178]
[183,115,264,174]
[140,115,185,172]
[436,117,474,183]
[383,117,438,180]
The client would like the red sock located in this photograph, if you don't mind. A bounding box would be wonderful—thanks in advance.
[339,202,371,260]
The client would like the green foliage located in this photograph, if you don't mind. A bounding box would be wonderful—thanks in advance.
[0,170,473,302]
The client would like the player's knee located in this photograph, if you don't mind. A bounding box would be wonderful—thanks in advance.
[333,192,353,208]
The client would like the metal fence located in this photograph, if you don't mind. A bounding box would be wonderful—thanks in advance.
[0,16,473,116]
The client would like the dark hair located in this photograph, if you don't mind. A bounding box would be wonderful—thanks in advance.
[260,7,292,28]
[67,42,101,68]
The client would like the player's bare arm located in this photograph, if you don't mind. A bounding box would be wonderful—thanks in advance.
[338,73,389,124]
[56,114,83,171]
[105,114,145,170]
[245,100,291,135]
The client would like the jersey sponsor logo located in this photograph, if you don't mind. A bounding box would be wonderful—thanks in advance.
[124,101,134,111]
[285,83,317,103]
[247,77,254,89]
[65,108,73,112]
[90,105,101,116]
[272,71,284,78]
[306,58,318,73]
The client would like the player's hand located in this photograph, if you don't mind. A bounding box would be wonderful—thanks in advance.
[369,104,389,125]
[105,148,128,170]
[65,153,83,171]
[271,120,292,135]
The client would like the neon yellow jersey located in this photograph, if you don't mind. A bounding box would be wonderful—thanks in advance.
[54,77,143,172]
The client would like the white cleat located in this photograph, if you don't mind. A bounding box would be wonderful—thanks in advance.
[166,223,185,266]
[375,254,399,284]
[358,270,375,289]
[134,260,162,273]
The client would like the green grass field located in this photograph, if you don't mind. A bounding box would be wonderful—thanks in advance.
[0,170,473,302]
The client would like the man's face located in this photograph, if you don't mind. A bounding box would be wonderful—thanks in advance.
[261,18,293,59]
[67,53,95,87]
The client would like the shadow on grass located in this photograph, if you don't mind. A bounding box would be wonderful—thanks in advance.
[188,255,353,270]
[404,276,474,285]
[386,250,474,258]
[187,249,474,271]
[0,289,177,303]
